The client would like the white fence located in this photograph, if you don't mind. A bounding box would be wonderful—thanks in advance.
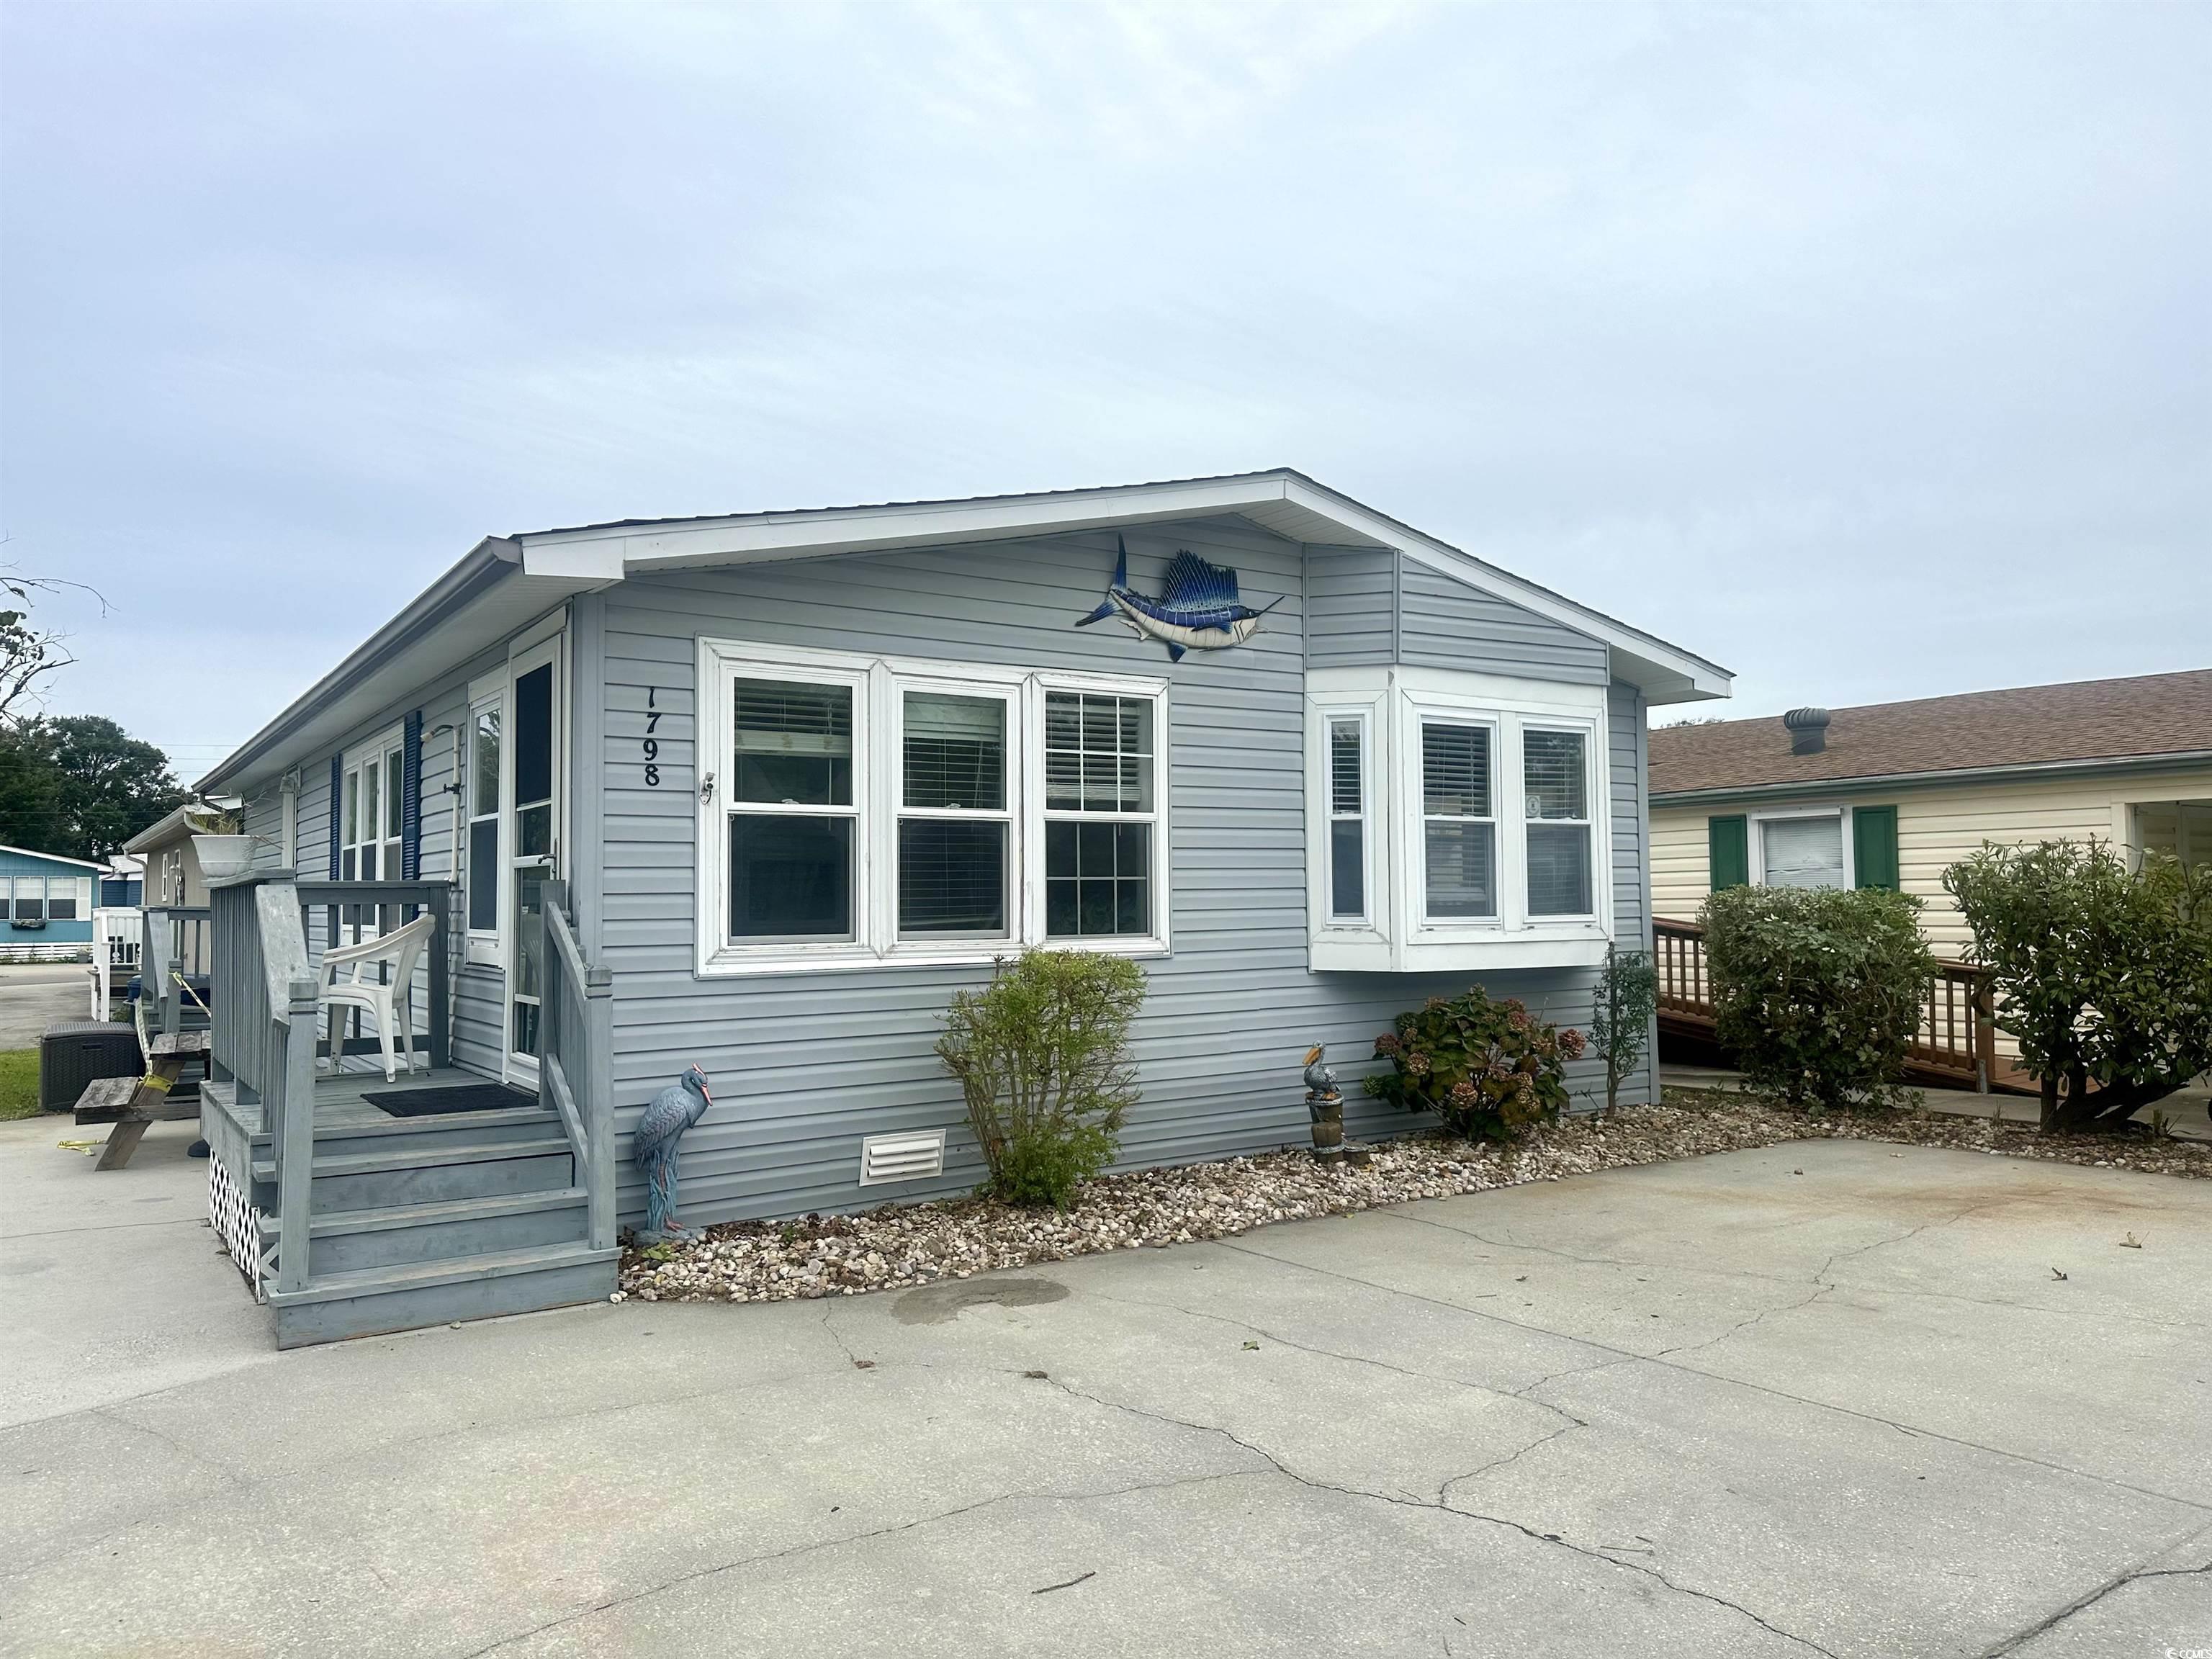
[89,907,143,1020]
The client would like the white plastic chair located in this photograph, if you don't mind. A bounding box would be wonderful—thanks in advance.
[318,912,437,1082]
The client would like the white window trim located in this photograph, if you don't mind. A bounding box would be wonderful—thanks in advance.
[1321,706,1376,930]
[1750,804,1855,890]
[890,671,1020,953]
[694,639,1170,976]
[1306,667,1614,971]
[338,724,405,889]
[462,674,506,968]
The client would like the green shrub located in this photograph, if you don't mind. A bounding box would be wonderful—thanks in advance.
[1701,884,1933,1109]
[936,950,1146,1209]
[1362,985,1585,1141]
[1591,943,1657,1115]
[1944,840,2212,1134]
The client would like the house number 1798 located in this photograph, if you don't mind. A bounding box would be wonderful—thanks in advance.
[643,688,661,786]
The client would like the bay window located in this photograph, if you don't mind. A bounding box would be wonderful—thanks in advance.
[1307,667,1614,971]
[696,640,1167,973]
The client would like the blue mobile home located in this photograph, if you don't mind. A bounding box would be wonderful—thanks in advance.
[0,845,102,961]
[186,472,1730,1344]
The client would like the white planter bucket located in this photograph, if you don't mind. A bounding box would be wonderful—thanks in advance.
[192,835,257,882]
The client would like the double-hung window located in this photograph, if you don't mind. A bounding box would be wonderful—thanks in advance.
[726,674,862,942]
[10,878,43,924]
[1326,716,1367,922]
[1523,729,1593,916]
[340,734,403,884]
[1043,691,1154,940]
[1421,721,1497,920]
[46,878,84,922]
[697,641,1168,973]
[899,686,1012,940]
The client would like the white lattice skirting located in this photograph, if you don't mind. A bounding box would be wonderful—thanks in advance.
[207,1154,264,1297]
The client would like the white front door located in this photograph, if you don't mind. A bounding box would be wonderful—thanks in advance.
[504,636,564,1087]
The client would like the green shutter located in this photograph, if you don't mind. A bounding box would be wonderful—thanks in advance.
[1853,805,1899,891]
[1708,814,1749,891]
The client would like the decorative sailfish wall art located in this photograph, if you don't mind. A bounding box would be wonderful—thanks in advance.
[1076,535,1281,662]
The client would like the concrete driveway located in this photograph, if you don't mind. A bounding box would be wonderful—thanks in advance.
[0,962,96,1049]
[1,1116,2207,1658]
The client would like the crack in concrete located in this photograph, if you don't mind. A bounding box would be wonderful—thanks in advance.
[457,1466,1269,1657]
[1436,1421,1587,1506]
[1976,1519,2212,1657]
[1074,1282,1588,1432]
[1033,1371,1840,1658]
[1215,1238,2212,1516]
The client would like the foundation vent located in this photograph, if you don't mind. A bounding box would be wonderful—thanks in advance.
[859,1128,947,1186]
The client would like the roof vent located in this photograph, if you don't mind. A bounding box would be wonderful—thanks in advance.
[859,1128,946,1187]
[1782,707,1830,756]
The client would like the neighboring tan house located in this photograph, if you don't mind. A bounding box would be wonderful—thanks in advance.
[1649,670,2212,967]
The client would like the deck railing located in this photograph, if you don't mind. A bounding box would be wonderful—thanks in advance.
[139,906,214,1035]
[1653,917,1998,1092]
[294,880,453,1069]
[207,873,321,1292]
[89,907,143,1019]
[538,881,615,1251]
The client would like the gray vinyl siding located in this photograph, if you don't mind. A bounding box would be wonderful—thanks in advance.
[259,645,526,1079]
[1304,547,1395,667]
[587,518,1656,1230]
[1398,561,1610,684]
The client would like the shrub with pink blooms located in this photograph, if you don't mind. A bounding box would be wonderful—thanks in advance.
[1364,986,1583,1141]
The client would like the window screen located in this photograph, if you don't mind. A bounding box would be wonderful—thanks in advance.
[1524,729,1591,916]
[1044,691,1155,938]
[1762,817,1847,889]
[1328,718,1364,920]
[1422,721,1496,919]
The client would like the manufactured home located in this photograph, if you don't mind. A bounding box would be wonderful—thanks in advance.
[181,472,1729,1344]
[0,844,102,962]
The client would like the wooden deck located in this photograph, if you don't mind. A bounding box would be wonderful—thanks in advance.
[300,1065,537,1131]
[1653,917,2038,1095]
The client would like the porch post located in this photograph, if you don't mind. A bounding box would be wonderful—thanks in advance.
[275,977,320,1294]
[585,964,615,1251]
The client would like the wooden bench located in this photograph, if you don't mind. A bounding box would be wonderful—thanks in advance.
[73,1030,207,1171]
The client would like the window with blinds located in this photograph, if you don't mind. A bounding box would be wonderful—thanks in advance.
[1328,716,1364,921]
[729,678,857,940]
[1523,728,1592,916]
[1761,815,1847,889]
[1044,691,1154,938]
[1421,721,1496,919]
[899,691,1010,938]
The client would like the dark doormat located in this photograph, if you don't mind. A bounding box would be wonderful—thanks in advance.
[365,1083,538,1118]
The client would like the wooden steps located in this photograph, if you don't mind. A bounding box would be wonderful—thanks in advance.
[207,1071,616,1346]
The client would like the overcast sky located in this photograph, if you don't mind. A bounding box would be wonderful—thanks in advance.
[4,2,2206,778]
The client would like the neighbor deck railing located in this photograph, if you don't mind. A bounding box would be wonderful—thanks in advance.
[138,905,213,1035]
[1653,917,2000,1092]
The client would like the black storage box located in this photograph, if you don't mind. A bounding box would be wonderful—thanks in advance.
[39,1021,145,1114]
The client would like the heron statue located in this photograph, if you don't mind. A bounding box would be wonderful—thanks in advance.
[634,1064,713,1239]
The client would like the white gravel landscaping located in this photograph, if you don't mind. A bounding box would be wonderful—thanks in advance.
[617,1093,2211,1305]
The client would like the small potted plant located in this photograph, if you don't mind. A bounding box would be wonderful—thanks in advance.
[187,806,257,882]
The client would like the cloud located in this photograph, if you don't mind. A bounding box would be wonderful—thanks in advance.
[1,1,2203,770]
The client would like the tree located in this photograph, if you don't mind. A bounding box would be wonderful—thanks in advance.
[1944,840,2212,1135]
[0,716,186,860]
[1590,942,1657,1115]
[0,572,99,726]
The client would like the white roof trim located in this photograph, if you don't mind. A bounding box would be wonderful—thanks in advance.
[0,844,105,870]
[513,469,1730,703]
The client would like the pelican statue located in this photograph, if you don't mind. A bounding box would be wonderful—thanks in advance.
[633,1064,713,1239]
[1303,1044,1340,1102]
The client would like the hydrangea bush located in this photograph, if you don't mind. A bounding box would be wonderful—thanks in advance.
[1363,986,1586,1141]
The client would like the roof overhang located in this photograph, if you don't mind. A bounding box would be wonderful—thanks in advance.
[197,539,605,794]
[1652,748,2212,809]
[202,469,1733,793]
[513,470,1731,706]
[0,843,104,871]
